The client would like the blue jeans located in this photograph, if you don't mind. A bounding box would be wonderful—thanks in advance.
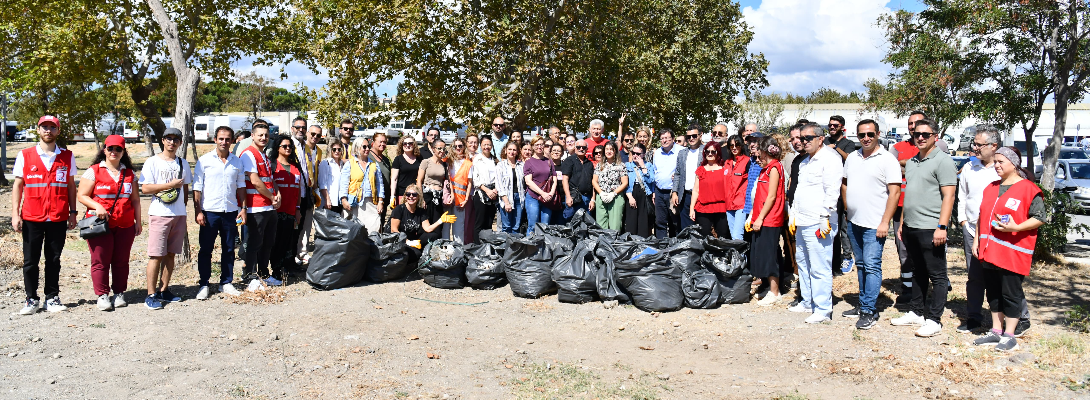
[524,195,554,234]
[198,211,239,286]
[795,218,838,315]
[499,193,524,233]
[725,210,748,241]
[562,193,591,223]
[847,222,885,314]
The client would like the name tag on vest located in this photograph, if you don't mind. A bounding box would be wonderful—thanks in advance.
[56,167,68,183]
[123,182,132,194]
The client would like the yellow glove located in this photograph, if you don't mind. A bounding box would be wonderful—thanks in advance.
[440,211,457,224]
[406,240,422,249]
[744,220,753,232]
[788,214,797,236]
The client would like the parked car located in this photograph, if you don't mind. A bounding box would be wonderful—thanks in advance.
[1053,160,1090,210]
[1033,146,1089,178]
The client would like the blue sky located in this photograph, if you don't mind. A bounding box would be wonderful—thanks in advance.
[237,0,926,98]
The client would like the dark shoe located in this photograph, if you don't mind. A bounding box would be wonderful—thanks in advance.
[956,318,982,334]
[856,312,878,330]
[972,330,1002,346]
[842,307,860,318]
[1013,319,1031,338]
[788,299,801,308]
[995,335,1018,352]
[159,290,182,303]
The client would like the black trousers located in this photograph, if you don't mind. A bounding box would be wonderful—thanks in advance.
[243,210,278,280]
[694,212,728,238]
[653,189,676,239]
[983,261,1027,318]
[624,189,654,238]
[22,220,67,300]
[471,194,497,243]
[269,212,298,280]
[902,227,949,323]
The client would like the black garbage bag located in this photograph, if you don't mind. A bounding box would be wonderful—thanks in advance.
[682,268,722,308]
[465,242,507,290]
[567,208,600,238]
[503,234,540,266]
[719,274,753,304]
[532,223,575,253]
[364,232,411,282]
[674,225,706,242]
[614,246,684,312]
[307,209,370,290]
[506,236,559,298]
[701,237,750,279]
[593,238,631,304]
[552,241,599,303]
[478,230,512,252]
[418,239,468,289]
[664,237,704,272]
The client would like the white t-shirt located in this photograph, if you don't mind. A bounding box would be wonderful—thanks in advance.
[843,147,902,229]
[241,150,274,213]
[684,147,700,191]
[139,155,193,217]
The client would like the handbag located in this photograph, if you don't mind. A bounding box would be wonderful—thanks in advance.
[476,183,497,205]
[79,170,125,239]
[442,180,454,205]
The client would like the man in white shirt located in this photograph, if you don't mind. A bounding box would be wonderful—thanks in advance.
[193,126,247,299]
[955,125,1031,335]
[840,119,901,329]
[671,123,704,232]
[788,122,843,324]
[139,128,192,309]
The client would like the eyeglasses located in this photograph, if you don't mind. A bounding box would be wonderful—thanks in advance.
[279,144,293,149]
[911,131,935,139]
[331,148,343,152]
[454,145,465,149]
[971,141,992,148]
[631,152,644,157]
[106,146,124,153]
[405,193,419,198]
[857,132,877,138]
[341,127,352,131]
[623,139,634,143]
[361,145,371,150]
[686,134,699,140]
[706,149,718,155]
[575,145,587,150]
[800,135,819,143]
[164,137,181,143]
[493,123,505,127]
[713,131,727,137]
[293,126,306,130]
[403,142,415,147]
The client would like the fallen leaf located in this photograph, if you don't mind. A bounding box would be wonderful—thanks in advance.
[409,335,420,340]
[685,370,693,374]
[426,353,440,359]
[351,347,362,353]
[639,346,655,351]
[535,387,545,392]
[465,337,473,340]
[505,364,514,369]
[400,310,407,314]
[373,305,383,309]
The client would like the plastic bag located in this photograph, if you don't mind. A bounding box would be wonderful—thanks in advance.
[663,237,704,272]
[505,237,559,298]
[465,242,507,290]
[364,232,411,282]
[593,239,631,304]
[552,241,599,303]
[701,237,750,279]
[614,246,684,312]
[418,239,468,289]
[719,274,753,304]
[682,268,722,308]
[307,209,370,290]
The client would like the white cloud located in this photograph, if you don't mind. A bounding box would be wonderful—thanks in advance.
[743,0,893,95]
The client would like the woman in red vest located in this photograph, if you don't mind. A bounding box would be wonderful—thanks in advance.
[971,146,1044,352]
[267,135,305,285]
[723,135,750,240]
[748,136,786,306]
[77,135,141,311]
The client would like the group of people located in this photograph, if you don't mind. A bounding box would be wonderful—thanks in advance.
[13,112,1044,351]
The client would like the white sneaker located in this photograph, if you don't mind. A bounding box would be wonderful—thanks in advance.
[113,293,127,308]
[264,277,283,286]
[19,298,41,315]
[96,294,114,311]
[787,302,811,313]
[891,311,925,326]
[220,283,241,296]
[195,286,211,300]
[757,293,781,307]
[45,297,67,312]
[805,312,831,324]
[246,279,266,292]
[915,319,942,337]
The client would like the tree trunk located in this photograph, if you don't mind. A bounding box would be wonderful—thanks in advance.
[1040,89,1069,191]
[1022,123,1036,179]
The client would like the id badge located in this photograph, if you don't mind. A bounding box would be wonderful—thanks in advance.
[123,182,132,194]
[55,168,68,183]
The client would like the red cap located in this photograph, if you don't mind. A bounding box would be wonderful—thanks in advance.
[38,115,60,127]
[104,135,125,148]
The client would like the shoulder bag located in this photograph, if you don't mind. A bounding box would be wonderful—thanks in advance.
[79,170,125,239]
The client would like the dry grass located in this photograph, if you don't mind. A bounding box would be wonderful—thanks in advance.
[226,286,288,305]
[523,298,555,312]
[0,232,22,269]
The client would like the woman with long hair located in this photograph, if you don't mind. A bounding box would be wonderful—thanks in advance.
[496,141,525,233]
[391,184,455,263]
[689,141,730,237]
[591,141,629,231]
[523,137,559,233]
[416,139,450,227]
[339,137,385,234]
[319,140,348,213]
[390,135,422,208]
[78,135,141,310]
[470,136,499,242]
[447,137,474,243]
[636,126,653,162]
[749,136,787,306]
[623,142,656,237]
[268,134,305,285]
[723,134,751,240]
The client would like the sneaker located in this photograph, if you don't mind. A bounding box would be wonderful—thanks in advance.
[972,330,1003,346]
[757,293,781,307]
[18,298,41,315]
[891,311,925,326]
[956,318,982,334]
[840,258,855,274]
[805,312,831,324]
[788,302,811,313]
[995,334,1018,352]
[264,277,283,286]
[246,279,266,292]
[45,296,67,312]
[787,298,801,308]
[159,290,181,303]
[220,283,241,296]
[96,294,114,311]
[113,292,127,308]
[195,286,211,300]
[145,295,164,310]
[856,312,879,330]
[842,307,860,318]
[1013,319,1031,338]
[915,319,942,337]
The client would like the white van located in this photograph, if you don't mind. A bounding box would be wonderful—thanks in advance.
[194,115,252,141]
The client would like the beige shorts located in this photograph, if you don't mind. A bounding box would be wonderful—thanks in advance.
[147,215,187,257]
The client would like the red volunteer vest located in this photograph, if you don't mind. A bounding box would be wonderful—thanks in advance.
[977,180,1040,276]
[243,146,275,209]
[20,147,73,222]
[273,162,302,213]
[893,141,918,207]
[724,155,750,211]
[750,160,785,227]
[87,164,136,229]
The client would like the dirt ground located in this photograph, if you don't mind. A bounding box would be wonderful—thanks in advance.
[1,141,1089,399]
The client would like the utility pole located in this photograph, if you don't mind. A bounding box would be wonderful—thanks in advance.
[1,93,9,186]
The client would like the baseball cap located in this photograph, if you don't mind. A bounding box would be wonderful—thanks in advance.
[104,135,125,148]
[163,128,183,138]
[38,115,60,127]
[747,132,765,139]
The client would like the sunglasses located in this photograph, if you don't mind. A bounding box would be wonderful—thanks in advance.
[728,144,739,148]
[106,146,124,153]
[493,123,505,127]
[686,134,699,140]
[293,126,306,130]
[594,151,604,156]
[361,145,371,150]
[576,145,587,150]
[632,152,644,157]
[800,135,820,142]
[706,149,718,155]
[713,132,727,136]
[331,148,343,152]
[912,131,935,139]
[39,125,58,131]
[454,145,465,149]
[403,142,415,146]
[624,139,634,143]
[829,124,842,129]
[857,132,877,138]
[279,144,293,149]
[405,193,419,198]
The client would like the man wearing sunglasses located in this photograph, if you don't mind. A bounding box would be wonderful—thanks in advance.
[670,123,705,231]
[561,139,594,223]
[292,125,324,268]
[892,118,957,338]
[584,119,610,164]
[825,115,854,160]
[888,110,926,304]
[491,117,510,155]
[711,123,730,143]
[618,130,635,163]
[339,118,355,147]
[790,122,842,324]
[827,115,856,275]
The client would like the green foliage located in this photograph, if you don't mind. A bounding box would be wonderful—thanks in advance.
[1066,305,1090,334]
[1036,187,1090,259]
[783,87,867,104]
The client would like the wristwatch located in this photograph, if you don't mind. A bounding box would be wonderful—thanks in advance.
[70,210,79,215]
[937,224,947,230]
